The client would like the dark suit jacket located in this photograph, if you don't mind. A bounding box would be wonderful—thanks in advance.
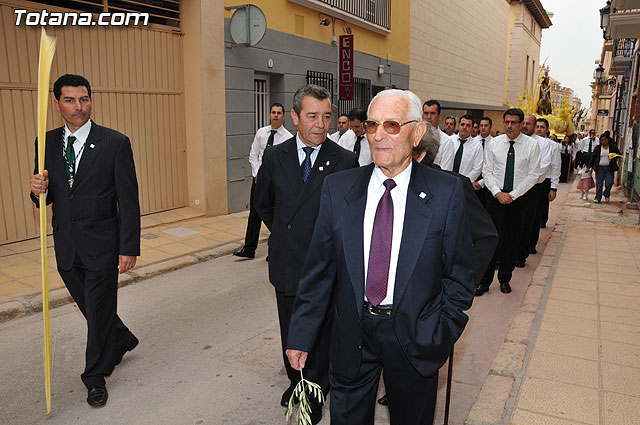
[254,136,358,296]
[428,165,498,286]
[30,122,140,271]
[287,161,475,379]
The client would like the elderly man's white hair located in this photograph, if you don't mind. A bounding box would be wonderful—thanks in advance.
[367,89,423,122]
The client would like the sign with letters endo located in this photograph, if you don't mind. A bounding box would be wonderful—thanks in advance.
[339,34,354,101]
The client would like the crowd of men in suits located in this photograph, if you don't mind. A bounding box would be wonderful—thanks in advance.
[31,74,568,423]
[229,82,574,424]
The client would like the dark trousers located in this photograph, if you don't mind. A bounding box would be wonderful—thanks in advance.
[517,182,542,263]
[481,190,532,287]
[538,178,551,228]
[275,290,331,394]
[58,254,134,389]
[575,152,583,168]
[242,180,262,254]
[475,186,489,208]
[560,153,570,182]
[329,311,438,425]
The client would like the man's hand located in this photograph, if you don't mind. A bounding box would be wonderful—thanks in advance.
[495,192,514,205]
[286,349,308,371]
[549,190,557,202]
[118,255,137,274]
[472,181,481,190]
[31,170,49,195]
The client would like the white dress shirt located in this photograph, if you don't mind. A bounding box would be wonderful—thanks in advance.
[296,134,322,167]
[474,134,492,188]
[363,162,412,306]
[248,125,293,177]
[581,137,599,154]
[337,129,372,166]
[534,135,561,189]
[329,131,343,143]
[482,133,541,200]
[433,128,455,170]
[63,119,92,172]
[475,134,492,148]
[451,136,483,181]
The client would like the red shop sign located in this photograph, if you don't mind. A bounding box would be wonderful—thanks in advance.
[339,34,354,101]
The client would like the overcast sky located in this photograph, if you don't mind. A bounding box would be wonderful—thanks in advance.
[539,0,606,109]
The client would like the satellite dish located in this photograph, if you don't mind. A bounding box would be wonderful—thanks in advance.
[229,5,266,47]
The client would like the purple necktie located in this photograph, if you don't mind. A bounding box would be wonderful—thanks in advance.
[366,178,396,306]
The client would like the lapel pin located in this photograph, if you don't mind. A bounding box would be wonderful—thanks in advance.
[419,192,426,199]
[319,166,324,171]
[326,160,330,166]
[90,144,95,149]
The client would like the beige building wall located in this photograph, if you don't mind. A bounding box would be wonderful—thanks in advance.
[505,1,544,107]
[183,0,227,216]
[409,0,510,108]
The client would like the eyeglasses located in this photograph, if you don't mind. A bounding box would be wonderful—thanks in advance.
[362,119,417,135]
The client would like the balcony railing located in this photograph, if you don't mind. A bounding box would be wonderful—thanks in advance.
[613,38,636,58]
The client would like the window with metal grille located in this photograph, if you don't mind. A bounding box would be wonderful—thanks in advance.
[306,71,334,102]
[31,0,180,28]
[254,79,269,131]
[339,77,371,116]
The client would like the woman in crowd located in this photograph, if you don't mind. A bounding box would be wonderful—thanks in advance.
[586,131,621,203]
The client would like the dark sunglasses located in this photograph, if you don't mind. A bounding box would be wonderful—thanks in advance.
[362,119,417,135]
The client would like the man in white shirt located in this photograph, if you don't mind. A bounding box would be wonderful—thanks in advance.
[330,114,350,142]
[516,116,560,267]
[471,120,479,139]
[444,116,457,136]
[423,100,455,170]
[475,108,541,296]
[580,129,599,166]
[337,108,373,166]
[234,103,293,259]
[473,117,493,206]
[451,114,483,182]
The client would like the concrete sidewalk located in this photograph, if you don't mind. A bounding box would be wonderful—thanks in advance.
[466,181,640,425]
[0,207,265,322]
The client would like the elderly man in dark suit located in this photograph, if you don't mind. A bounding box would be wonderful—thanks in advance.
[30,74,140,408]
[254,84,358,423]
[285,89,475,424]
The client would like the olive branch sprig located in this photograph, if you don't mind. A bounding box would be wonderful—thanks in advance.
[284,369,325,425]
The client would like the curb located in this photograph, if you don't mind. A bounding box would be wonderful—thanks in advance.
[0,237,266,325]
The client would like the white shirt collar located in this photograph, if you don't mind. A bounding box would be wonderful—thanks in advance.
[296,134,322,151]
[371,161,412,194]
[64,119,92,147]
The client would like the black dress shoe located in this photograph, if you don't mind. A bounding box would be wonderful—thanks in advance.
[500,282,512,294]
[529,248,537,255]
[474,285,489,296]
[281,384,297,407]
[87,386,108,407]
[516,260,526,268]
[233,247,255,259]
[113,334,139,369]
[309,399,323,425]
[378,394,389,406]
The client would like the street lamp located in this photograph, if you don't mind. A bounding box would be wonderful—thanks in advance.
[594,64,605,82]
[600,1,611,40]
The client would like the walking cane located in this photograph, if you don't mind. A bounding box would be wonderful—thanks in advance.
[443,345,454,425]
